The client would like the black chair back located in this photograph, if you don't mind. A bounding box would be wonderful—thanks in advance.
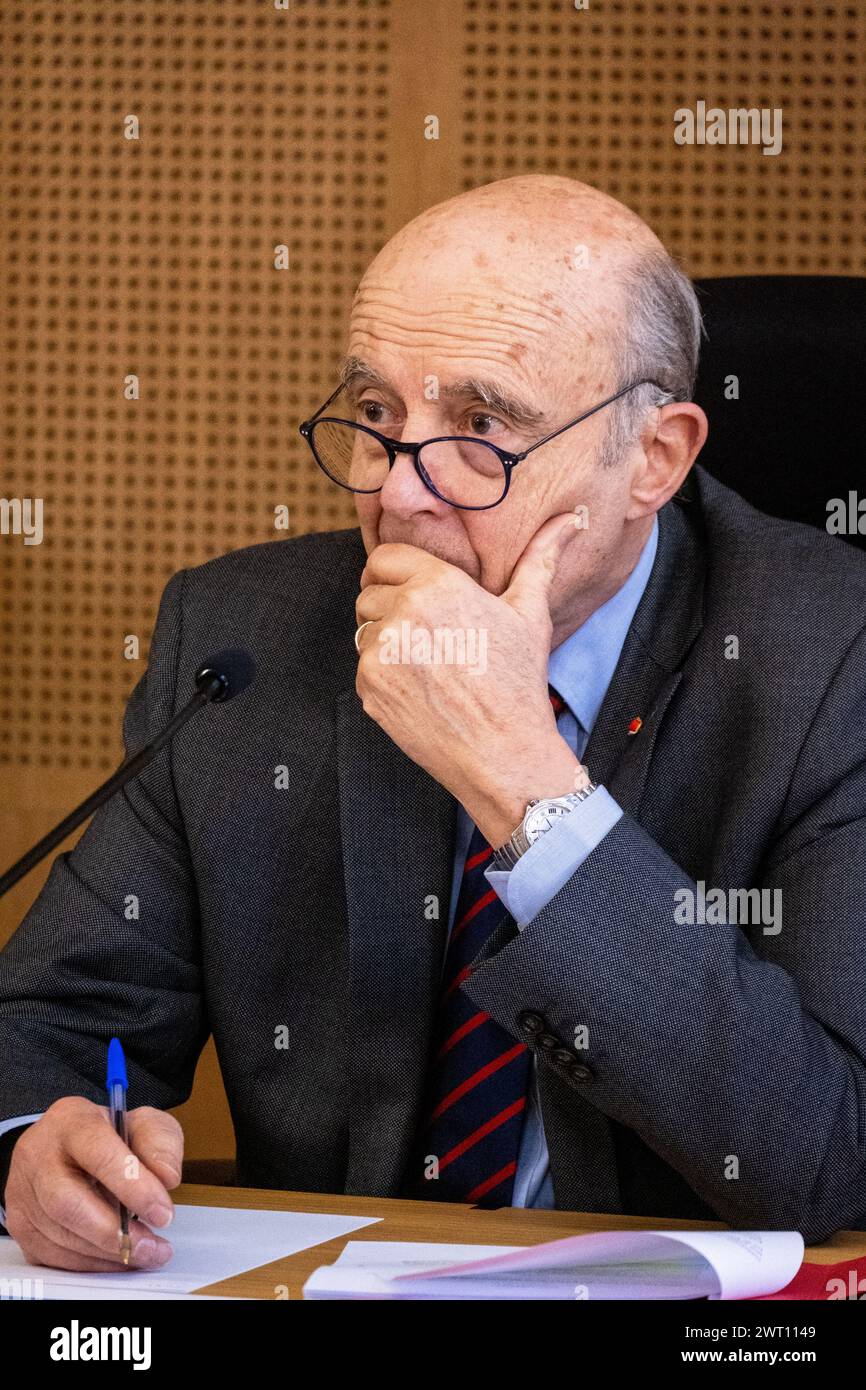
[692,277,865,551]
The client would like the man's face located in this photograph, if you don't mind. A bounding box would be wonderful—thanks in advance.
[345,217,638,602]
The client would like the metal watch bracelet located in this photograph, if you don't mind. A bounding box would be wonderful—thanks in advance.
[491,782,597,871]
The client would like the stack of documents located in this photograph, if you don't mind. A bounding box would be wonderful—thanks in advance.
[303,1229,804,1300]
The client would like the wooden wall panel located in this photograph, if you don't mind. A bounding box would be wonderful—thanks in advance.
[455,0,864,276]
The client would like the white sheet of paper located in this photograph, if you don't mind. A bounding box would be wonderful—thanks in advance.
[303,1240,525,1299]
[655,1229,805,1301]
[303,1229,804,1301]
[0,1203,382,1298]
[339,1240,521,1265]
[389,1229,804,1300]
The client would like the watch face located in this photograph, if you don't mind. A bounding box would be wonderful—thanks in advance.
[523,798,572,843]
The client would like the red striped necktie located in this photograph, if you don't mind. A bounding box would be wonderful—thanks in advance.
[402,686,567,1206]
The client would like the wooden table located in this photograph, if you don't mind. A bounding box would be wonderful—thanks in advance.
[174,1184,866,1299]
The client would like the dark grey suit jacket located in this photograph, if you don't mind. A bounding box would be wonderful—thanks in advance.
[2,465,865,1243]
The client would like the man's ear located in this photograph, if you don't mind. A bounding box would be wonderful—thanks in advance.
[625,401,708,520]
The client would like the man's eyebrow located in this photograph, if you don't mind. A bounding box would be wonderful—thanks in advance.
[338,356,395,399]
[337,358,547,431]
[441,378,546,431]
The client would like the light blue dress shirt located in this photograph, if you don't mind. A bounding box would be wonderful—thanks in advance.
[0,518,659,1231]
[443,516,659,1209]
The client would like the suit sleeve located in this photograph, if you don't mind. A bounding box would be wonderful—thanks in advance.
[0,567,208,1127]
[463,624,866,1245]
[0,1121,39,1233]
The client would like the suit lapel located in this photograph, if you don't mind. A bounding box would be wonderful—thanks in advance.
[337,685,457,1196]
[581,491,705,818]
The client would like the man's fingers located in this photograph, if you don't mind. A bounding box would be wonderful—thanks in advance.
[355,584,391,624]
[21,1183,172,1269]
[504,511,581,619]
[29,1160,170,1262]
[63,1111,175,1226]
[127,1106,184,1189]
[15,1215,134,1274]
[30,1161,126,1254]
[360,543,436,589]
[15,1206,169,1274]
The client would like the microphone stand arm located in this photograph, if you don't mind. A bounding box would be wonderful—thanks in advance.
[0,678,220,900]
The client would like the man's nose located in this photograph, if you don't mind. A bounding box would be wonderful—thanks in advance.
[378,449,442,516]
[378,420,450,518]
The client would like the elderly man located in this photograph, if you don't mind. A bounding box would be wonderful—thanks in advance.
[1,175,865,1273]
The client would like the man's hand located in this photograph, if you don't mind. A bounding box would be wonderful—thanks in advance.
[355,511,586,847]
[3,1096,181,1272]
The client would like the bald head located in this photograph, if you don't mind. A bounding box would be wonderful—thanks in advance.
[352,175,668,394]
[369,174,663,265]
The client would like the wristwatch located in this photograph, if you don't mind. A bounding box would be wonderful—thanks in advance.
[491,780,597,871]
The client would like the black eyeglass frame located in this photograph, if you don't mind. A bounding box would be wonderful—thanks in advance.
[299,377,669,511]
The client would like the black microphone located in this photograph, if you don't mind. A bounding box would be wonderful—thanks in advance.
[193,648,256,704]
[0,648,256,900]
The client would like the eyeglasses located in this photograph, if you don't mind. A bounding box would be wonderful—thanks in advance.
[299,378,668,511]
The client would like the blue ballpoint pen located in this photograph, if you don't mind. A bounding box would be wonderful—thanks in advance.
[106,1037,132,1266]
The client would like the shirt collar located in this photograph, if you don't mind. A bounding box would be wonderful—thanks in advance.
[547,515,659,736]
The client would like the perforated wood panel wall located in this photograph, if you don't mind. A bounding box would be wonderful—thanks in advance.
[459,0,864,274]
[1,0,863,913]
[0,0,389,790]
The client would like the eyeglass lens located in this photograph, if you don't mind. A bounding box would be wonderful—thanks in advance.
[310,419,508,507]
